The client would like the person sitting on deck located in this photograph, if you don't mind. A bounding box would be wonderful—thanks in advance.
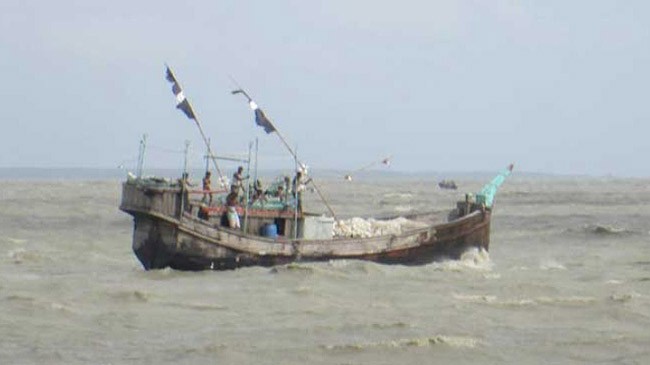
[198,204,210,220]
[275,185,286,203]
[202,171,212,205]
[251,179,267,204]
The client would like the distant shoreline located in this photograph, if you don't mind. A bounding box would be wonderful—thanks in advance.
[0,167,644,180]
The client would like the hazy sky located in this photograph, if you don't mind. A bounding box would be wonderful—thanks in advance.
[1,1,648,176]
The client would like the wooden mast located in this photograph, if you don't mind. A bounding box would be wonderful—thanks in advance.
[165,64,226,186]
[231,88,339,222]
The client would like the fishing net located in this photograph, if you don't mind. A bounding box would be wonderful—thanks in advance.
[334,217,429,238]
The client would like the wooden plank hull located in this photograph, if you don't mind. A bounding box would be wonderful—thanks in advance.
[121,181,491,271]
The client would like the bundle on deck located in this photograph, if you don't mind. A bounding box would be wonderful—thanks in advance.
[334,217,429,238]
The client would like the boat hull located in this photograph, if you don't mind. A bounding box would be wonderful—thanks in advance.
[121,181,491,271]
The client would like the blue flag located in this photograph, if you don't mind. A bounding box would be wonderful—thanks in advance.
[249,101,276,134]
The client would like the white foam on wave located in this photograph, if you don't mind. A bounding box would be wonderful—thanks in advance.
[453,293,535,307]
[609,292,641,302]
[606,279,623,285]
[393,205,413,212]
[6,294,74,313]
[7,237,27,244]
[382,193,414,200]
[454,293,597,307]
[7,248,42,264]
[325,259,390,276]
[483,273,501,279]
[452,293,497,303]
[430,247,493,272]
[161,301,229,311]
[497,298,537,307]
[539,258,566,271]
[271,262,316,274]
[586,224,634,236]
[271,261,352,279]
[460,247,492,268]
[49,301,74,313]
[535,296,597,305]
[322,334,482,351]
[509,266,530,271]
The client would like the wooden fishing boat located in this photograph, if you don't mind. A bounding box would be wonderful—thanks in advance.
[121,66,511,271]
[119,168,510,271]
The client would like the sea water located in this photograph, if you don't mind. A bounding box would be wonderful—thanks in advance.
[1,175,649,364]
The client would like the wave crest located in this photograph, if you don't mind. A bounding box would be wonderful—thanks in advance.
[454,293,596,307]
[585,224,635,236]
[8,248,43,264]
[322,335,481,351]
[429,247,492,272]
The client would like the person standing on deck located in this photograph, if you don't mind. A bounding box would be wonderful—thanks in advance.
[224,188,241,229]
[230,166,248,200]
[179,172,193,212]
[292,170,312,212]
[202,171,212,205]
[283,176,291,203]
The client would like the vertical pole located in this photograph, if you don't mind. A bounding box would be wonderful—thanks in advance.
[183,140,190,176]
[137,134,148,179]
[253,138,259,198]
[231,89,338,221]
[166,65,224,184]
[204,138,210,173]
[180,140,191,218]
[293,146,299,240]
[192,118,226,186]
[268,126,338,222]
[243,141,252,233]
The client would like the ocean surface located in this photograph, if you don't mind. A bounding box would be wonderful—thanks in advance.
[1,174,649,364]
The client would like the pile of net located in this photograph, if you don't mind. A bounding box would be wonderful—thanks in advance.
[334,217,429,238]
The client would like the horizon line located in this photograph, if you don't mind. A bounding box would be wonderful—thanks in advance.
[0,166,646,179]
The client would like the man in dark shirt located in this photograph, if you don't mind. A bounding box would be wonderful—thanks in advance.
[202,171,212,204]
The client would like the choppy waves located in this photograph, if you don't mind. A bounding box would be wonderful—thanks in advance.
[5,294,74,313]
[586,224,637,236]
[557,223,641,237]
[428,247,493,272]
[268,247,493,276]
[7,248,42,264]
[107,288,229,311]
[4,178,650,364]
[572,224,638,236]
[108,289,151,303]
[453,293,597,307]
[322,335,481,351]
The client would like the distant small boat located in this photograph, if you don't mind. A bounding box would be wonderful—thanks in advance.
[438,180,458,190]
